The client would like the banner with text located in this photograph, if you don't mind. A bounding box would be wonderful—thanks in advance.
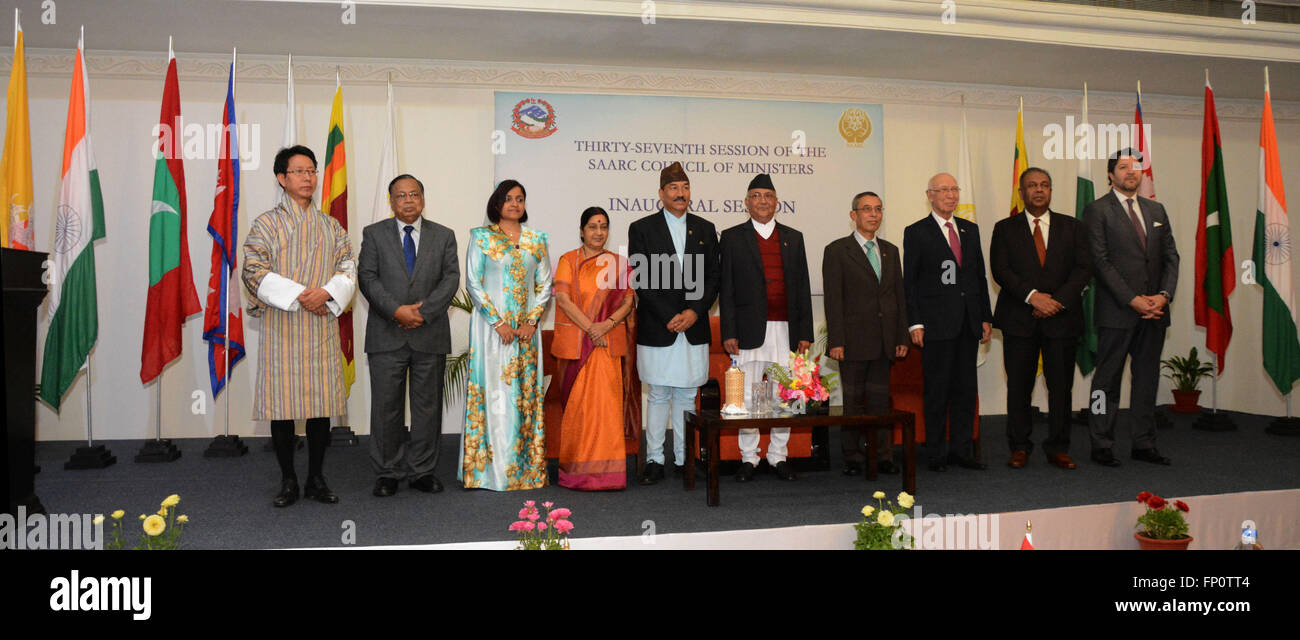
[493,92,884,294]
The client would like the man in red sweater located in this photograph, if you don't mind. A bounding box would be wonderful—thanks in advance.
[718,174,815,482]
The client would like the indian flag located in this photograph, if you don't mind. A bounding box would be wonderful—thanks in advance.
[40,30,105,410]
[1253,73,1300,395]
[0,9,33,249]
[322,75,355,394]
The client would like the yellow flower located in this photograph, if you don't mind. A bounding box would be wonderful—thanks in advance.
[142,515,166,537]
[93,515,105,525]
[897,492,914,509]
[139,514,146,521]
[876,511,895,527]
[157,507,168,517]
[161,494,180,508]
[861,505,875,517]
[872,490,886,500]
[177,515,189,524]
[111,510,125,520]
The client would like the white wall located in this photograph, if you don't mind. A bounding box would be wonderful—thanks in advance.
[9,53,1300,441]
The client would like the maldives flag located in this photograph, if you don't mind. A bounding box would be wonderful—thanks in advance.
[140,45,201,384]
[201,62,245,397]
[1194,81,1235,374]
[322,77,355,395]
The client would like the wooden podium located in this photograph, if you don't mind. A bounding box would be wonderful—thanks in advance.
[2,248,48,515]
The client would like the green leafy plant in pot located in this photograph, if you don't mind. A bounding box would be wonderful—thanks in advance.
[1160,347,1213,414]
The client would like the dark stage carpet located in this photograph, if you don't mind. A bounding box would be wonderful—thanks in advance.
[30,410,1300,549]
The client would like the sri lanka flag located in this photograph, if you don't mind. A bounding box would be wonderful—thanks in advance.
[322,75,355,395]
[202,61,245,396]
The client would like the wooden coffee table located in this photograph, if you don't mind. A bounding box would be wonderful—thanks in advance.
[683,406,916,506]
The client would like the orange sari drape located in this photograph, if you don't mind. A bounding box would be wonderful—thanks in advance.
[552,249,637,490]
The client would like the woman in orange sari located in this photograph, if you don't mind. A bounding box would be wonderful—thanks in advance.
[552,207,637,490]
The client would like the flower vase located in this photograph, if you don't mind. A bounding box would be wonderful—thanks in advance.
[1134,532,1193,550]
[807,401,829,415]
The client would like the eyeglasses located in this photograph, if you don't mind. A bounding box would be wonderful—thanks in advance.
[854,206,884,213]
[928,187,960,195]
[392,192,423,201]
[284,169,319,177]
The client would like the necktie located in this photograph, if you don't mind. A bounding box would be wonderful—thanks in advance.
[946,221,963,267]
[1126,198,1147,251]
[864,240,881,279]
[1033,218,1047,267]
[403,225,416,276]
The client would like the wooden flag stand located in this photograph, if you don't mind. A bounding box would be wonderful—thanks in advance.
[65,355,117,469]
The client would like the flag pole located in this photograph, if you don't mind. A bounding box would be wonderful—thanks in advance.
[85,355,93,447]
[225,47,234,440]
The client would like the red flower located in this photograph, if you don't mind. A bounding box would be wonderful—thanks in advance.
[1174,500,1189,513]
[1136,491,1153,504]
[1147,496,1166,510]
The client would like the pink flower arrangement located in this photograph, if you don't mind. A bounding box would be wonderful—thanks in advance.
[510,501,575,550]
[768,351,835,406]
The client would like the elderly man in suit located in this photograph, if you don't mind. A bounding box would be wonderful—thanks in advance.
[824,191,909,476]
[990,168,1092,470]
[1083,149,1179,467]
[719,174,814,482]
[903,172,993,472]
[358,174,461,497]
[627,161,720,485]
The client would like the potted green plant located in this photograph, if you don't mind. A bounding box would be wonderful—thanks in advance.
[1160,347,1213,414]
[1133,491,1192,550]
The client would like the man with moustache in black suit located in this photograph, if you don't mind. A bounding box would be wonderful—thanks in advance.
[902,172,993,472]
[990,168,1091,470]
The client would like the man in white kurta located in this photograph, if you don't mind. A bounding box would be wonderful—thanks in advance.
[242,146,356,507]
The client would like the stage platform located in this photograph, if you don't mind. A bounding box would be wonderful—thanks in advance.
[29,410,1300,550]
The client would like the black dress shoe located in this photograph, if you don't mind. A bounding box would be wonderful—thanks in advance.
[927,461,949,472]
[1091,450,1121,467]
[373,478,398,497]
[842,462,863,476]
[273,477,299,508]
[410,475,444,493]
[673,464,685,477]
[877,460,901,475]
[949,455,988,471]
[1131,448,1172,465]
[735,461,755,482]
[639,461,664,485]
[771,460,796,481]
[303,475,339,504]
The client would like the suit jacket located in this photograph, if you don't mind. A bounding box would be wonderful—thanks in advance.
[990,211,1092,338]
[627,209,720,347]
[903,214,993,341]
[823,233,909,361]
[1082,193,1179,329]
[718,220,813,351]
[358,217,460,354]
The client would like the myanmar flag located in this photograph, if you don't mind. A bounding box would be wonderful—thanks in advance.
[0,12,33,250]
[1195,80,1235,374]
[141,46,201,384]
[40,33,105,410]
[323,77,355,395]
[1253,77,1300,394]
[1008,98,1028,217]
